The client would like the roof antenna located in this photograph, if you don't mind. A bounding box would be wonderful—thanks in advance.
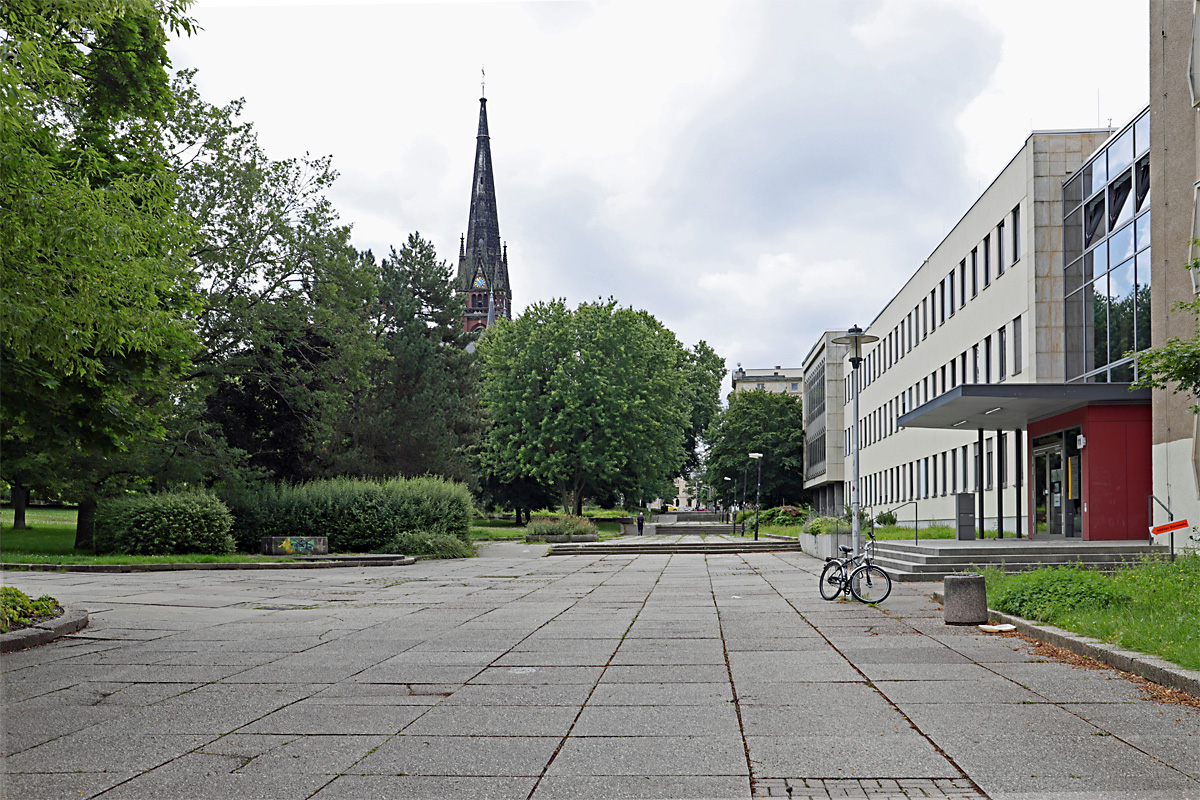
[481,65,486,98]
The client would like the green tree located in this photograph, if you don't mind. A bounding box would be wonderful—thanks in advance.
[1,0,201,546]
[1132,258,1200,412]
[325,234,480,483]
[678,340,726,474]
[161,71,383,484]
[704,390,807,509]
[477,299,690,515]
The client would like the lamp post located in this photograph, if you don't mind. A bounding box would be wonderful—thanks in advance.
[832,324,879,560]
[741,464,749,535]
[749,452,763,540]
[724,476,735,534]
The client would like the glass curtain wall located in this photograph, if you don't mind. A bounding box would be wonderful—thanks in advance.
[1064,109,1151,382]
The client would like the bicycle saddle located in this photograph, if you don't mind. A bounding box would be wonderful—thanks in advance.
[838,545,852,554]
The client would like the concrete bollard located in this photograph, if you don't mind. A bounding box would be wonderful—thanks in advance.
[943,573,988,625]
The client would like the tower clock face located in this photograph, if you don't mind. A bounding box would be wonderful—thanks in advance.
[473,275,487,289]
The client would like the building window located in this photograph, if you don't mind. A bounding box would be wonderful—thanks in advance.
[950,359,957,388]
[941,452,948,496]
[998,326,1007,381]
[1012,203,1021,262]
[999,432,1008,488]
[972,345,980,383]
[971,248,979,296]
[984,336,992,383]
[1013,315,1023,375]
[958,260,967,306]
[997,221,1005,275]
[931,454,938,497]
[921,299,927,339]
[983,235,991,287]
[985,438,994,490]
[962,445,970,491]
[756,383,765,390]
[948,271,956,316]
[940,365,946,396]
[951,450,958,492]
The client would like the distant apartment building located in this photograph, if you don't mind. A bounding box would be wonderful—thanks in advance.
[731,365,804,396]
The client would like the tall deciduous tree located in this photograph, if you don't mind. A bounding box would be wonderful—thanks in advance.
[162,71,383,483]
[477,299,690,515]
[1,0,201,544]
[705,390,807,509]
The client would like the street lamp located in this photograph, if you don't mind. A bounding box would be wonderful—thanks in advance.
[832,324,879,561]
[741,464,749,535]
[724,476,735,534]
[749,452,763,540]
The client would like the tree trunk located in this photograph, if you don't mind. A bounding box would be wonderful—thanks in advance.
[74,496,97,551]
[572,488,583,517]
[11,484,29,530]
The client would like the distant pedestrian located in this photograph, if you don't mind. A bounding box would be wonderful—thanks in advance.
[637,512,645,535]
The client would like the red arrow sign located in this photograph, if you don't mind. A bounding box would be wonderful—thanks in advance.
[1151,519,1189,536]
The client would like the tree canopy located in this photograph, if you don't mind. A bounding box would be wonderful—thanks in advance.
[704,389,808,509]
[1133,257,1200,413]
[476,299,704,514]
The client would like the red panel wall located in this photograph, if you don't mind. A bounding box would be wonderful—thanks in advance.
[1027,404,1151,541]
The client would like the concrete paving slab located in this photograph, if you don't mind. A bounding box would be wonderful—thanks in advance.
[572,705,741,737]
[310,775,539,799]
[234,734,391,775]
[588,681,734,706]
[469,665,605,684]
[237,702,427,735]
[0,770,137,799]
[532,775,753,799]
[546,735,746,776]
[874,678,1044,704]
[745,732,957,779]
[353,734,560,776]
[403,704,579,736]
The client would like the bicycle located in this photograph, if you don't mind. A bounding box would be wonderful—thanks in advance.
[818,530,892,603]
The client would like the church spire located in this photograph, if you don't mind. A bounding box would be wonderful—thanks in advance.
[456,92,511,332]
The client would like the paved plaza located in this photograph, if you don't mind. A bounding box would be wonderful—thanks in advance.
[2,544,1198,799]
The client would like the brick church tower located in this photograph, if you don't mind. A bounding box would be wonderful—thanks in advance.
[455,94,510,332]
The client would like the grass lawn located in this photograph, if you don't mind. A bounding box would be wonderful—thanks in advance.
[471,518,623,541]
[981,556,1200,671]
[1,506,301,566]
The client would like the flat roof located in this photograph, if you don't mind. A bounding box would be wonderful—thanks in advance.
[897,383,1150,431]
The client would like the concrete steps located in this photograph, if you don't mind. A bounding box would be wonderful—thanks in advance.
[870,540,1167,581]
[652,523,741,536]
[547,539,803,556]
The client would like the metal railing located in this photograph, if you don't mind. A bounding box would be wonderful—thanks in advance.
[1148,494,1176,562]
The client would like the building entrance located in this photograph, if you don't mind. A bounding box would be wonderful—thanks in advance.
[1032,429,1082,540]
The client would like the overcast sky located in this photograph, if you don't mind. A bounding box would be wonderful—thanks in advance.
[168,0,1149,379]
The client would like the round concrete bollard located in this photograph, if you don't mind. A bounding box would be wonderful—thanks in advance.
[943,573,988,625]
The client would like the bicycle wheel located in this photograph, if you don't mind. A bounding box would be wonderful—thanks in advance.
[818,560,845,601]
[849,564,892,603]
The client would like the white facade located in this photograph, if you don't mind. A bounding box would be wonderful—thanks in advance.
[836,130,1111,531]
[731,366,804,396]
[802,333,848,516]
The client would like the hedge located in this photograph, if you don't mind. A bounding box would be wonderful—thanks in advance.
[225,476,473,553]
[94,491,235,555]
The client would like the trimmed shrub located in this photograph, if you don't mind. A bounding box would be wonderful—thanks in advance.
[526,516,598,540]
[94,491,235,555]
[988,566,1131,623]
[875,510,898,526]
[385,532,474,559]
[225,476,473,553]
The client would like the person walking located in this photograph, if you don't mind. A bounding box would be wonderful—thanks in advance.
[637,511,645,536]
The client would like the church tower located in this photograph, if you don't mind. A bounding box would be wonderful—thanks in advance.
[456,93,511,332]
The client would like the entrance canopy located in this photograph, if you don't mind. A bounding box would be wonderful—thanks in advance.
[898,383,1150,431]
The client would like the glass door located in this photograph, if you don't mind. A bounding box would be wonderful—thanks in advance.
[1033,447,1064,539]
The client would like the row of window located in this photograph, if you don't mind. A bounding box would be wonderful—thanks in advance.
[854,204,1022,390]
[858,433,1020,509]
[846,316,1023,453]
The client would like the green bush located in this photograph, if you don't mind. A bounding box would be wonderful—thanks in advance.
[987,566,1131,623]
[1,586,60,633]
[385,532,474,559]
[758,506,810,526]
[527,516,598,540]
[802,516,847,535]
[94,491,235,556]
[225,476,473,553]
[875,510,897,526]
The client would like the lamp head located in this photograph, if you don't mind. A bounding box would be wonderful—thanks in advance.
[748,452,763,459]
